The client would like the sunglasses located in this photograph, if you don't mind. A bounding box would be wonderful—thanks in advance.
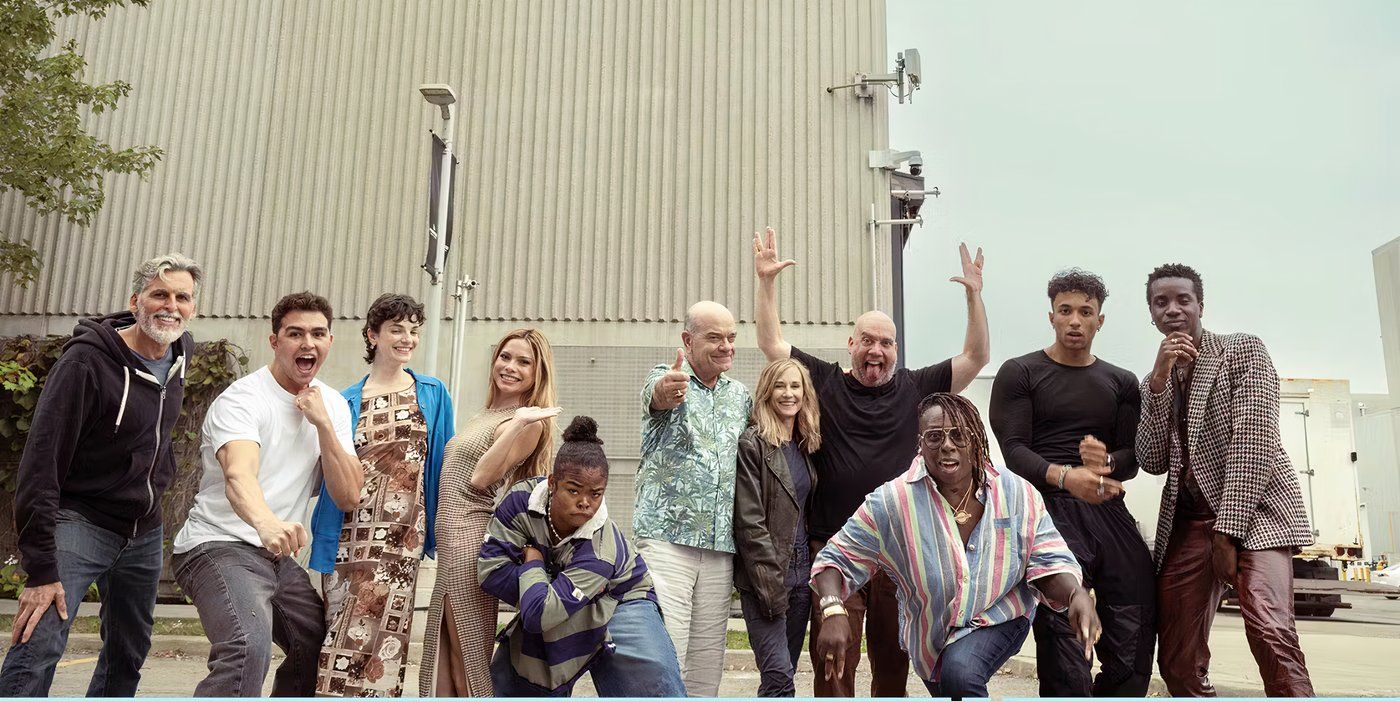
[920,426,971,448]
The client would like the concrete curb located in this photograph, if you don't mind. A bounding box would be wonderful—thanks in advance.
[64,635,1266,697]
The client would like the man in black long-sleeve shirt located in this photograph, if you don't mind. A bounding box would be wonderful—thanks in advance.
[989,269,1155,697]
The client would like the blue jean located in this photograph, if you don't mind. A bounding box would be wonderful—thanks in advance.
[0,509,163,697]
[490,599,686,697]
[922,617,1031,700]
[171,541,325,697]
[739,586,811,697]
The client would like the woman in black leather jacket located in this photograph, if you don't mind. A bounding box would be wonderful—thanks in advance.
[733,358,823,697]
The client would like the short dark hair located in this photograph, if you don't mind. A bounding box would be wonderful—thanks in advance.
[271,291,334,333]
[1047,268,1108,307]
[1145,263,1204,304]
[555,415,609,480]
[362,293,425,363]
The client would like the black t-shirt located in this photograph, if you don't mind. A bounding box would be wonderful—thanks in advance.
[988,350,1141,495]
[791,346,952,541]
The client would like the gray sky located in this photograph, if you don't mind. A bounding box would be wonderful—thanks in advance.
[891,1,1399,393]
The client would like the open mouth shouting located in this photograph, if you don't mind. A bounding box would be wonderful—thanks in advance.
[933,456,961,476]
[294,352,317,375]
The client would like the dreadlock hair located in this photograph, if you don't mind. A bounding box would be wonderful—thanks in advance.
[553,415,609,481]
[916,392,991,490]
[1145,263,1204,305]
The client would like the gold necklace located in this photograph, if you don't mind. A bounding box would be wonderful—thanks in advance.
[952,483,975,525]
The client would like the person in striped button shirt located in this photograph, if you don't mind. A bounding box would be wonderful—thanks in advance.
[811,393,1101,699]
[478,416,685,697]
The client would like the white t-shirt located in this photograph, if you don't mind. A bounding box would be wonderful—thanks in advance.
[173,366,354,554]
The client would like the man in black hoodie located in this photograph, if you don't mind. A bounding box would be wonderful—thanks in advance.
[0,254,202,697]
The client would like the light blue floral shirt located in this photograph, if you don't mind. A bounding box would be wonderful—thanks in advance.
[633,359,751,553]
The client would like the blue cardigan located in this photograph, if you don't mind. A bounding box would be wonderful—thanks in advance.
[308,369,455,573]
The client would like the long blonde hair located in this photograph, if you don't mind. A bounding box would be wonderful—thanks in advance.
[752,358,822,453]
[485,328,557,483]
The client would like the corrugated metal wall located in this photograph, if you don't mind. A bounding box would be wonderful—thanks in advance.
[0,0,891,324]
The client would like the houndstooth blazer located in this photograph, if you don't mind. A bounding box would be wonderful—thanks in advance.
[1136,329,1313,569]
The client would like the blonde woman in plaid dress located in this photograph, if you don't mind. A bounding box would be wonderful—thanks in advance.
[419,328,559,696]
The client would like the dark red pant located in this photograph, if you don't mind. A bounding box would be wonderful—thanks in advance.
[1157,516,1314,697]
[809,568,909,697]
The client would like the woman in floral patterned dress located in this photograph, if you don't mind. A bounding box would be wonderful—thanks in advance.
[419,328,560,697]
[306,294,455,697]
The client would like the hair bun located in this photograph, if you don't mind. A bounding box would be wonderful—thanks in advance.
[561,415,603,445]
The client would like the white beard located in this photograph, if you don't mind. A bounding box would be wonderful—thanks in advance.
[137,311,185,346]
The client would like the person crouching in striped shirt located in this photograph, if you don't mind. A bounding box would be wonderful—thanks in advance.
[811,393,1102,700]
[478,415,685,697]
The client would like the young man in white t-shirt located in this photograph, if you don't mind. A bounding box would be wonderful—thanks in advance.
[172,292,362,697]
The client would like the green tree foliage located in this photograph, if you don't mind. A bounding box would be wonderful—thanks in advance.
[0,0,163,286]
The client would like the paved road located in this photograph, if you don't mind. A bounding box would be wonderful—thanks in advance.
[16,594,1400,697]
[40,650,1042,698]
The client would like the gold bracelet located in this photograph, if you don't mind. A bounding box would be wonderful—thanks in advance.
[821,605,848,621]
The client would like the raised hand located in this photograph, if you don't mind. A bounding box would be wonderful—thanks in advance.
[1149,331,1198,392]
[753,227,797,281]
[1079,435,1110,474]
[650,349,690,411]
[294,386,331,429]
[513,406,562,424]
[948,242,984,294]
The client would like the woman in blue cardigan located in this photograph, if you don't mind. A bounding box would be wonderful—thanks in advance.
[307,293,455,697]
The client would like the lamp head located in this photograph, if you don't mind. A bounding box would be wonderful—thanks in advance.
[419,84,457,119]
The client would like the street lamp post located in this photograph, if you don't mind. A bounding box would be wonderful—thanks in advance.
[419,83,457,377]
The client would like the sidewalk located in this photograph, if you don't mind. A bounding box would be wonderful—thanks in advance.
[5,600,1398,696]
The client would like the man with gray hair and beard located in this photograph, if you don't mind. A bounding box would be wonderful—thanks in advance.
[1,253,202,697]
[633,299,751,696]
[755,228,989,697]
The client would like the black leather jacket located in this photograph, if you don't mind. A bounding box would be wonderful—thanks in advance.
[733,425,816,618]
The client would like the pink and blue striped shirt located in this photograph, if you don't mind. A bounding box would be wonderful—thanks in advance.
[811,456,1081,682]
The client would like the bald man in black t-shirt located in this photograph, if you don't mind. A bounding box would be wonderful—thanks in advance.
[754,228,989,697]
[989,269,1155,698]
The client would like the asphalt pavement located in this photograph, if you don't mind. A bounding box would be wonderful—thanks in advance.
[5,595,1399,697]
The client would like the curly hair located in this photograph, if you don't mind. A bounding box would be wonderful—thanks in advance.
[916,392,990,490]
[271,291,333,333]
[1145,263,1204,304]
[362,293,425,364]
[1047,268,1108,307]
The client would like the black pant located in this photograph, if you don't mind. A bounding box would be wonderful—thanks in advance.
[1034,495,1156,697]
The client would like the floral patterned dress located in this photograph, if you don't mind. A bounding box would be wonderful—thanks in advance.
[315,388,427,697]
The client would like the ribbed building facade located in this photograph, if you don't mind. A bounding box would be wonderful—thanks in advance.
[1,0,900,534]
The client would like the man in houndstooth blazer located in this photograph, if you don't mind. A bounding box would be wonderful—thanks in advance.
[1137,264,1314,698]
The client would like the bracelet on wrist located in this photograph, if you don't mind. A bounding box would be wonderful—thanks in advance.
[821,604,849,621]
[1056,465,1072,490]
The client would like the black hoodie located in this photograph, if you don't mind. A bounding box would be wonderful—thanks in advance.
[14,312,191,585]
